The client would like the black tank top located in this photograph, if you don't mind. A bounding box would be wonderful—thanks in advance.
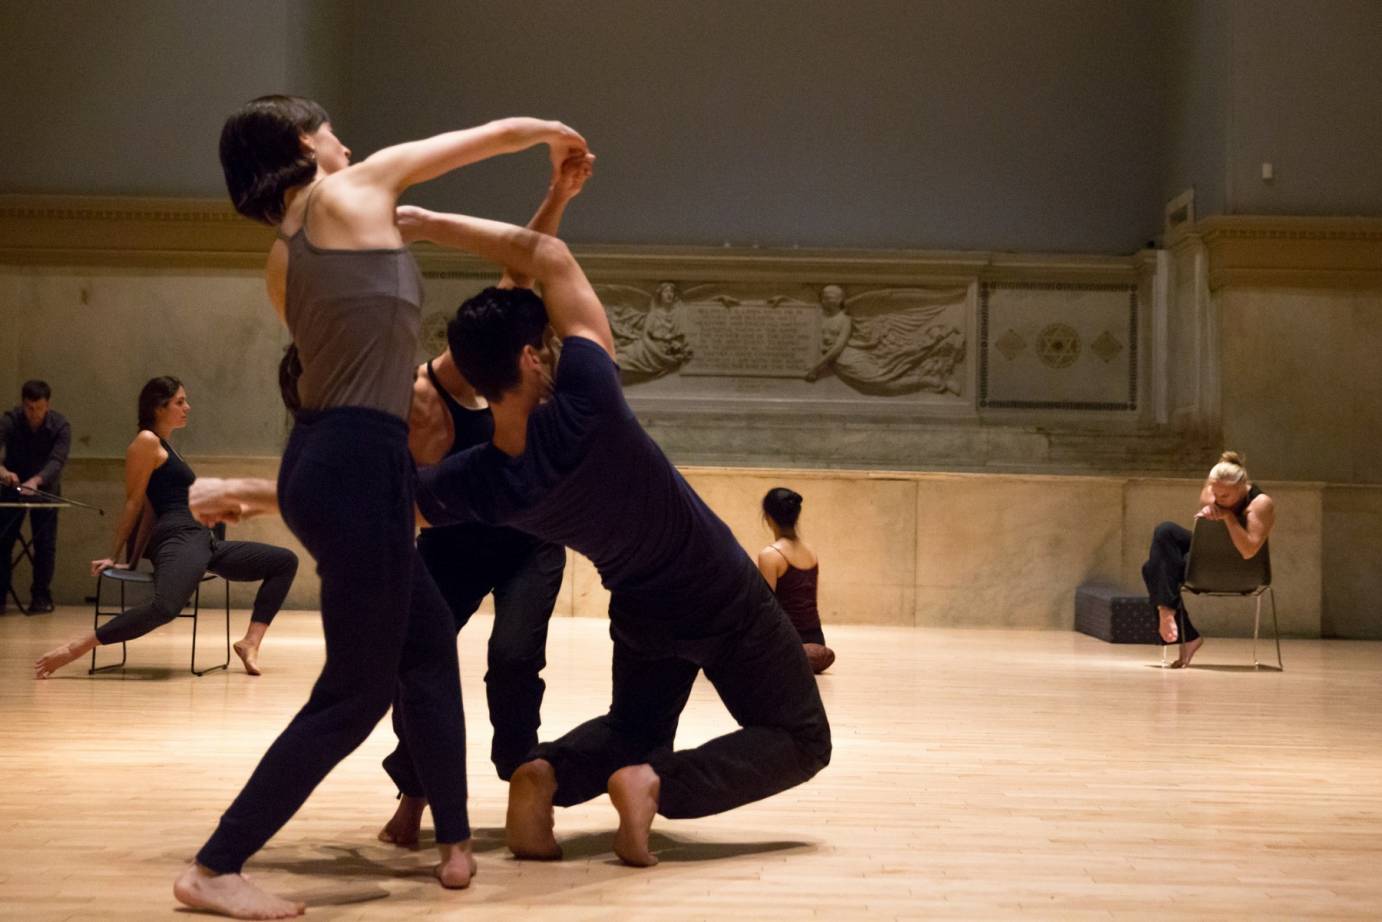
[427,360,493,456]
[146,437,195,518]
[1232,483,1265,525]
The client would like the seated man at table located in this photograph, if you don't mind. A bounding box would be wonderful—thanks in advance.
[1,380,71,614]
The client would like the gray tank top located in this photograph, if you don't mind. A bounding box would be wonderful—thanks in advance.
[281,186,424,420]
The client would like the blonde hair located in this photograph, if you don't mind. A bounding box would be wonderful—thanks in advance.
[1208,450,1249,485]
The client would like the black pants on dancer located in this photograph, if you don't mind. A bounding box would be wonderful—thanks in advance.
[95,515,297,644]
[536,559,831,817]
[1142,521,1201,644]
[196,408,469,873]
[1,502,58,607]
[386,528,564,786]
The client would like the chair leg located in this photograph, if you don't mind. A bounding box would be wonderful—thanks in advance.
[1252,593,1262,667]
[1269,587,1283,671]
[1176,605,1185,667]
[190,578,229,677]
[89,574,129,674]
[222,578,231,667]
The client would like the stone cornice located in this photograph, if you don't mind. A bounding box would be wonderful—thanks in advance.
[0,193,1139,284]
[1193,215,1382,290]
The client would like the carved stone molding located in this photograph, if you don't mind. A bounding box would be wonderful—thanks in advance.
[1193,215,1382,291]
[0,194,274,269]
[0,193,1142,284]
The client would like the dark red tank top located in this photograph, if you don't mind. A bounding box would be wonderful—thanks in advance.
[773,558,822,635]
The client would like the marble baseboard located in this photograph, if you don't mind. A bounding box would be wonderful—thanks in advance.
[30,459,1380,639]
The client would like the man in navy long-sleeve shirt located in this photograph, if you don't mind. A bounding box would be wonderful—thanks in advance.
[1,380,71,613]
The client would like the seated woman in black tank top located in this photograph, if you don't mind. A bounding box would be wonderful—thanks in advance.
[33,377,299,679]
[756,487,836,674]
[1142,450,1277,668]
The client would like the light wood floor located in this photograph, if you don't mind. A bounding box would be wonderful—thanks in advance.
[2,608,1380,920]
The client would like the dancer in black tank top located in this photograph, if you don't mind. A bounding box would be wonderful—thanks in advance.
[408,207,830,870]
[174,95,589,918]
[757,487,836,674]
[1142,451,1277,668]
[377,149,590,848]
[34,377,299,679]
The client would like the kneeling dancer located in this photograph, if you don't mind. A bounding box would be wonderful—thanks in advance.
[408,207,832,867]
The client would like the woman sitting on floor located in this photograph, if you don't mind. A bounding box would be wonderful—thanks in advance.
[757,487,836,674]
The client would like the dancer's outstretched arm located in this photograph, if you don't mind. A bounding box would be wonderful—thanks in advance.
[189,477,279,526]
[304,118,587,254]
[398,210,615,358]
[363,118,586,195]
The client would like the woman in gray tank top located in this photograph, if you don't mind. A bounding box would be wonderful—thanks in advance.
[175,95,588,920]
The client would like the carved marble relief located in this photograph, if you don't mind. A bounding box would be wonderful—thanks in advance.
[980,283,1137,411]
[600,281,694,380]
[810,285,968,396]
[595,281,968,397]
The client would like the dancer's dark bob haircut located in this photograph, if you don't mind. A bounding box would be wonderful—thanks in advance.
[448,287,550,402]
[220,95,330,225]
[137,376,183,433]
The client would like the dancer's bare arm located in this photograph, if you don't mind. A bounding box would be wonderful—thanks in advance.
[307,119,587,252]
[499,152,595,290]
[189,477,280,526]
[757,546,787,590]
[365,118,586,195]
[399,210,615,357]
[92,433,161,574]
[1198,493,1275,559]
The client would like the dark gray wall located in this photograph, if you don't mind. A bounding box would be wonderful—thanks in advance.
[1163,0,1230,217]
[1224,0,1382,215]
[3,1,1380,249]
[343,0,1170,252]
[0,1,292,196]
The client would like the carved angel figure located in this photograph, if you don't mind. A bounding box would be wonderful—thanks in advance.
[598,281,693,379]
[807,285,967,396]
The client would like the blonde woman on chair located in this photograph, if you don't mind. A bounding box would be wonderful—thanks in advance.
[1141,451,1276,668]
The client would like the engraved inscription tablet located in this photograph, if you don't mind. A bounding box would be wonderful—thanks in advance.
[681,302,821,378]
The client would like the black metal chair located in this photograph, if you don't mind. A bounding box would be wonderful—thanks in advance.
[1174,517,1282,670]
[90,500,230,676]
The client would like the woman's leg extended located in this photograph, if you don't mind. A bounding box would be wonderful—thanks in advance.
[393,552,470,845]
[37,527,210,677]
[94,527,212,645]
[381,528,488,807]
[206,539,299,627]
[194,415,417,875]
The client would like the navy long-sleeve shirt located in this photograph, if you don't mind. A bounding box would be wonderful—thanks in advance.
[1,407,71,493]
